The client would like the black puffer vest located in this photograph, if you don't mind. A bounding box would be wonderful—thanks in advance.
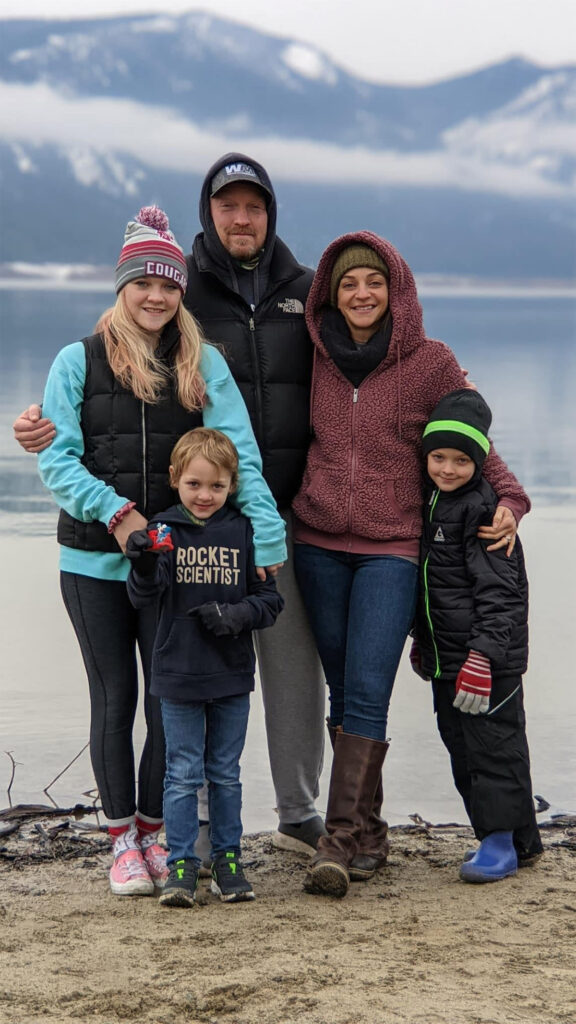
[184,152,314,506]
[57,329,201,553]
[184,247,313,505]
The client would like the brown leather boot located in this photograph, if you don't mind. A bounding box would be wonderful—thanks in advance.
[325,720,390,883]
[348,757,389,881]
[304,730,388,898]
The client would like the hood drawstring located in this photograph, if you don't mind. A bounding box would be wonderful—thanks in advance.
[309,348,318,433]
[396,342,403,441]
[228,261,239,297]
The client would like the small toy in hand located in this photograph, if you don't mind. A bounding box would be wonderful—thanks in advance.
[147,523,174,552]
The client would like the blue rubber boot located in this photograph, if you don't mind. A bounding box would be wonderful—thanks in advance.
[462,845,541,869]
[459,831,518,883]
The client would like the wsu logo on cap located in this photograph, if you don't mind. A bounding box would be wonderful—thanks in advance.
[224,163,258,178]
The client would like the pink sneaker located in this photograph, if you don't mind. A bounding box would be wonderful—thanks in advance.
[109,848,155,896]
[142,842,170,888]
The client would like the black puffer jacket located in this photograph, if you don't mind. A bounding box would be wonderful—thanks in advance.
[183,152,314,505]
[415,476,529,680]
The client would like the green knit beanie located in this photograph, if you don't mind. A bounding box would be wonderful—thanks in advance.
[329,244,389,306]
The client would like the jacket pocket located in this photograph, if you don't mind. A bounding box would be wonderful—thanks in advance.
[359,475,420,534]
[156,617,254,677]
[295,464,349,532]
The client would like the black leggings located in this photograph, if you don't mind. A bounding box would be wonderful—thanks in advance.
[60,572,165,823]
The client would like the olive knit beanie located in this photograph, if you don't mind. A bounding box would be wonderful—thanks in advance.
[329,244,389,306]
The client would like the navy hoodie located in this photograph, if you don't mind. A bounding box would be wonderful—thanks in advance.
[127,503,283,701]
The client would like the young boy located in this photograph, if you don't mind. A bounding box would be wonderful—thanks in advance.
[411,388,542,883]
[127,428,284,907]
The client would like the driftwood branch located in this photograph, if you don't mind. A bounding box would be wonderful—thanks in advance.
[0,821,21,839]
[43,742,90,808]
[1,745,102,832]
[4,751,22,808]
[0,803,101,823]
[82,787,103,827]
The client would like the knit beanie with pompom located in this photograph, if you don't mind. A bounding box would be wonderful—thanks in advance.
[115,206,188,294]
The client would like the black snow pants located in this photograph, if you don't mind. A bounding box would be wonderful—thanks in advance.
[432,674,543,860]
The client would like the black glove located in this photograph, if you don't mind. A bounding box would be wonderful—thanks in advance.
[125,529,158,577]
[190,601,251,637]
[409,639,430,682]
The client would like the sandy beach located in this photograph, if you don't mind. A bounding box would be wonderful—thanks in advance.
[0,812,575,1024]
[1,502,575,1024]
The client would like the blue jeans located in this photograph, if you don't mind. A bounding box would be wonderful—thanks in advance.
[161,694,250,865]
[294,546,418,742]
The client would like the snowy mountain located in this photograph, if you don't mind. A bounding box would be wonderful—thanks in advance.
[0,13,574,276]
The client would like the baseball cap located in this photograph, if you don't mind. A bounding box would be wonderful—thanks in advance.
[210,161,272,199]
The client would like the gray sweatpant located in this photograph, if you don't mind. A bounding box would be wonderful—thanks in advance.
[253,509,326,823]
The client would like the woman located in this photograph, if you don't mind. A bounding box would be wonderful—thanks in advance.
[292,233,529,898]
[37,207,286,896]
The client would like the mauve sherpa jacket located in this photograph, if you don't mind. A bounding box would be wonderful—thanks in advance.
[292,231,530,544]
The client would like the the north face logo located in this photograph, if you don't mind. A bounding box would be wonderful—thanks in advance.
[433,527,446,542]
[278,298,304,314]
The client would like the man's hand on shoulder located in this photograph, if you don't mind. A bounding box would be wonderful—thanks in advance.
[13,404,56,453]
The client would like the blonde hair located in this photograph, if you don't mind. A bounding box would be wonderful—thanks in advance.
[94,291,205,411]
[170,428,239,492]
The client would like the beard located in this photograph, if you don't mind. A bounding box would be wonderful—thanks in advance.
[224,233,262,261]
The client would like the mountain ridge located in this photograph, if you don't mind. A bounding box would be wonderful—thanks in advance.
[0,13,574,276]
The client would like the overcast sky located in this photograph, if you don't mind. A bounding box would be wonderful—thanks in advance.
[4,0,576,84]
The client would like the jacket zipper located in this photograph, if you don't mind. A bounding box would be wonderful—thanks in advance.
[346,387,360,542]
[141,401,147,512]
[248,315,265,446]
[423,489,441,678]
[344,368,383,536]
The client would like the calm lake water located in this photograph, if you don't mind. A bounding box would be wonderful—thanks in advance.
[1,287,575,828]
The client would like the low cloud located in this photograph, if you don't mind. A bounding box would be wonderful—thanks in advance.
[0,81,571,199]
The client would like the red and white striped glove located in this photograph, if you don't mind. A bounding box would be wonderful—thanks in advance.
[453,651,491,715]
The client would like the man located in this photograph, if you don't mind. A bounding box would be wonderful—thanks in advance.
[13,152,327,855]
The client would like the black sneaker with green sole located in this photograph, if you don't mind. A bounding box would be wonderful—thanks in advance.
[158,858,199,908]
[211,851,255,903]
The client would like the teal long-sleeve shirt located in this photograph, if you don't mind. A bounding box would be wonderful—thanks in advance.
[37,341,287,581]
